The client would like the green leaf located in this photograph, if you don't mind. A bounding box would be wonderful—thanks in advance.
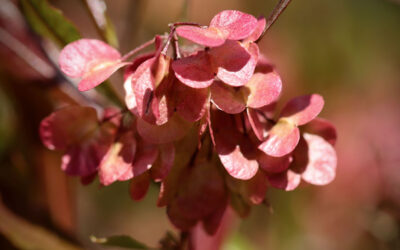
[20,0,81,46]
[90,235,151,249]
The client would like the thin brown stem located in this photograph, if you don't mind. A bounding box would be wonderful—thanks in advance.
[256,0,292,43]
[121,37,156,61]
[172,32,181,59]
[170,22,201,27]
[161,27,176,56]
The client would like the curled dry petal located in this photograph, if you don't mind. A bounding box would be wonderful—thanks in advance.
[290,135,309,174]
[130,57,155,120]
[244,70,282,109]
[124,53,156,115]
[301,133,337,185]
[150,73,176,125]
[168,162,226,226]
[40,106,118,176]
[267,170,301,191]
[59,39,129,91]
[210,10,258,40]
[129,171,151,201]
[210,81,246,114]
[98,131,136,186]
[258,102,278,120]
[123,53,155,80]
[255,54,274,73]
[219,145,259,180]
[172,51,215,88]
[209,109,258,180]
[61,121,116,176]
[226,169,268,205]
[131,143,158,177]
[210,40,258,87]
[167,203,197,231]
[303,118,337,145]
[174,82,210,122]
[132,56,173,125]
[201,199,229,235]
[77,62,129,91]
[123,73,138,115]
[258,153,291,173]
[150,143,175,182]
[279,94,324,126]
[136,114,192,144]
[258,119,300,157]
[157,127,200,207]
[209,108,240,154]
[246,108,270,141]
[243,170,268,205]
[176,10,257,47]
[40,106,98,150]
[176,26,228,47]
[119,141,158,180]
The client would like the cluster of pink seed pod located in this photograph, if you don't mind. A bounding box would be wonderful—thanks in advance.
[40,10,337,234]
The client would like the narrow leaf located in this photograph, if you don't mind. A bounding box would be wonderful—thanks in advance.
[20,0,81,46]
[90,235,150,249]
[83,0,119,47]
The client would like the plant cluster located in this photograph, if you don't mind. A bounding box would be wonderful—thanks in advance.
[40,9,337,235]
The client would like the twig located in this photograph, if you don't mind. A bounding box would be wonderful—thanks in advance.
[121,37,156,61]
[161,27,176,56]
[256,0,292,43]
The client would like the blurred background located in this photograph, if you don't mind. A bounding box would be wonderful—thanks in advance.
[0,0,400,249]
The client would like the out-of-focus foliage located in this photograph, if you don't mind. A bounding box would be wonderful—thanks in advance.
[90,235,150,249]
[0,201,82,250]
[20,0,81,46]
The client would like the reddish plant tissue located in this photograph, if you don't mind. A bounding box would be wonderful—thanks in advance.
[41,10,337,235]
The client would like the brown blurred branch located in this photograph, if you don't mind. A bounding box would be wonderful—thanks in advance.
[0,198,83,250]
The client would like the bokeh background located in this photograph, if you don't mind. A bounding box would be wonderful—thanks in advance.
[0,0,400,249]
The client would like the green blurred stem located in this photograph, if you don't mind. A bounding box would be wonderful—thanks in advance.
[81,0,119,48]
[179,0,190,21]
